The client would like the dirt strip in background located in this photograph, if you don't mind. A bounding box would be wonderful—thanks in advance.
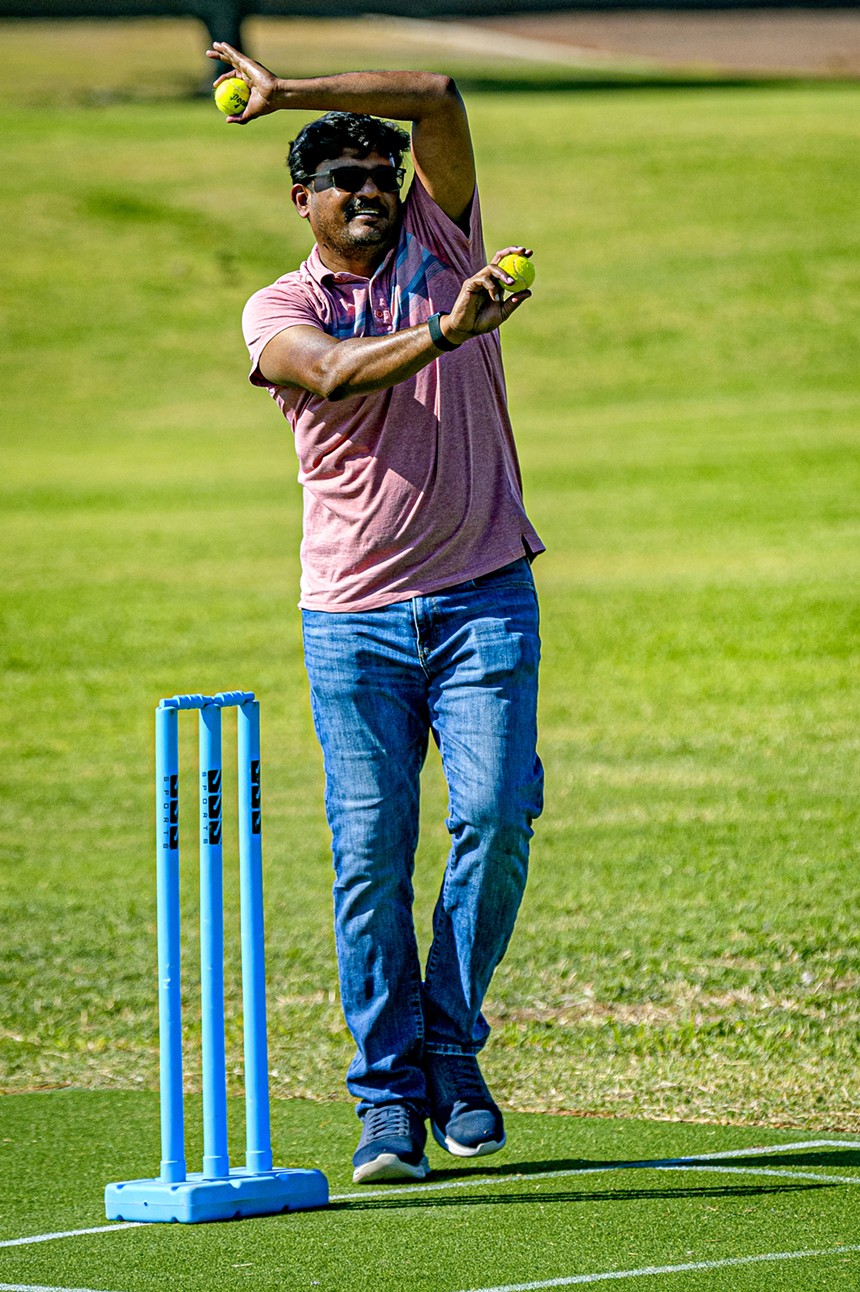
[469,9,860,77]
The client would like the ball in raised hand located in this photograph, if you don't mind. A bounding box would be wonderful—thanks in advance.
[214,77,250,116]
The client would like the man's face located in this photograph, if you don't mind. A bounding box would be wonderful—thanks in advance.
[291,149,404,264]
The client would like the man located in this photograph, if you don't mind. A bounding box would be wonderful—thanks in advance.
[208,41,545,1184]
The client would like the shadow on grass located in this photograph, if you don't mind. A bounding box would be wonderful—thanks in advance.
[720,1148,860,1171]
[331,1179,834,1212]
[330,1145,860,1211]
[423,1145,860,1184]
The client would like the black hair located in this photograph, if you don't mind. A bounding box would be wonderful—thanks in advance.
[287,111,410,183]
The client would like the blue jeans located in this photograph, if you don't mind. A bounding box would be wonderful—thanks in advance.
[301,558,544,1116]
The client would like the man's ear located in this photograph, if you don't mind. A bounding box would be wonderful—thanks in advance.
[291,184,311,220]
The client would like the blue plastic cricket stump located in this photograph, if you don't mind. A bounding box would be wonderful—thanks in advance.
[105,1166,329,1224]
[105,691,328,1223]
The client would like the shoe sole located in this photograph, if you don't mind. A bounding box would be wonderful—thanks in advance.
[431,1122,507,1158]
[352,1152,430,1184]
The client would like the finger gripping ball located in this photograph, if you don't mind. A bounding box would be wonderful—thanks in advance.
[498,253,535,293]
[214,77,250,115]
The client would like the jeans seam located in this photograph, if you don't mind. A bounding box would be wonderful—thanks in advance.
[410,977,425,1043]
[411,597,432,678]
[424,1042,483,1056]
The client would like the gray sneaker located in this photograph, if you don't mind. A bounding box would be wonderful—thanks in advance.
[352,1103,430,1184]
[426,1052,506,1158]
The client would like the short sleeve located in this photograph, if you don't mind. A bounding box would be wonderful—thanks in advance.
[403,177,486,278]
[242,275,328,387]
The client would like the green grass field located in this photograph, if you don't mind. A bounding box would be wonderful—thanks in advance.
[1,17,859,1289]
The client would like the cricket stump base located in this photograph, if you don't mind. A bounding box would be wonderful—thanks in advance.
[105,1165,329,1223]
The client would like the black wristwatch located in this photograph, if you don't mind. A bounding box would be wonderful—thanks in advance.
[427,311,461,352]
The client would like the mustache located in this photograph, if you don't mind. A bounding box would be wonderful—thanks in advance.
[344,197,386,219]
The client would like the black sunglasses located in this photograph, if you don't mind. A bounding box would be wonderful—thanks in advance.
[306,164,406,194]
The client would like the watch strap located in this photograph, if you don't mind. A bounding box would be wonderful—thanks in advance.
[427,311,460,352]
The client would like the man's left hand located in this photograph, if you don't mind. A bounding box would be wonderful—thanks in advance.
[442,247,534,346]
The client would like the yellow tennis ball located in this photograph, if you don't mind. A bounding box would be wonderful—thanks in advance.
[498,253,535,293]
[214,77,250,115]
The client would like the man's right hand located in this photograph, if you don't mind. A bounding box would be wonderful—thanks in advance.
[207,43,279,123]
[441,247,534,347]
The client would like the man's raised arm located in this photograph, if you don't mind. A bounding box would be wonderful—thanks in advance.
[207,44,475,227]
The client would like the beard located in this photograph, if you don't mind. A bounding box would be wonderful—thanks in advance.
[340,196,396,246]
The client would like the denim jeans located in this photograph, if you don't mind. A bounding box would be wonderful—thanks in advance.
[301,557,544,1116]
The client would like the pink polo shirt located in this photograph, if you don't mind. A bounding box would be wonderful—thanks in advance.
[242,177,544,611]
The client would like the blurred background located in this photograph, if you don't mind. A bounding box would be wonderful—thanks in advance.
[1,4,859,1135]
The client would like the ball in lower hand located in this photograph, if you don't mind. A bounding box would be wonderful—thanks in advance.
[214,77,250,116]
[498,253,535,293]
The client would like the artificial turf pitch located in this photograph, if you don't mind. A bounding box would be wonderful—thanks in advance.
[2,1091,860,1292]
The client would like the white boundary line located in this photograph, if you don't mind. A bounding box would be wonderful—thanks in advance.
[454,1244,860,1292]
[328,1137,860,1202]
[0,1285,124,1292]
[2,1139,858,1249]
[0,1225,141,1250]
[329,1161,860,1203]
